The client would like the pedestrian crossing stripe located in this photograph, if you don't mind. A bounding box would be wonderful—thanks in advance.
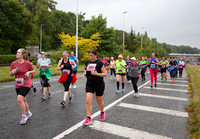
[118,103,188,117]
[156,83,188,87]
[143,87,187,92]
[90,120,172,139]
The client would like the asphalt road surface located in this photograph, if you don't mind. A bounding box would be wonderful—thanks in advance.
[0,70,189,139]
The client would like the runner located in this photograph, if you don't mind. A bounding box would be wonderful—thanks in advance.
[10,48,35,125]
[115,54,127,93]
[57,51,76,106]
[175,57,179,77]
[37,52,52,100]
[110,57,116,80]
[128,57,140,97]
[169,57,178,83]
[82,49,107,125]
[126,55,131,83]
[146,57,150,75]
[69,51,79,88]
[150,53,160,88]
[139,57,147,81]
[160,57,168,81]
[178,58,185,78]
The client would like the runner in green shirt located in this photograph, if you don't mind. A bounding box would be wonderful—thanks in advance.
[139,57,147,81]
[159,57,168,81]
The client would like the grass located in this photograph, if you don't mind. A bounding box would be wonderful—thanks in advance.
[185,64,200,138]
[0,63,85,83]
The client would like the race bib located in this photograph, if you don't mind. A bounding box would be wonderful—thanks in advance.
[87,64,97,71]
[150,64,155,69]
[15,78,24,87]
[179,65,183,68]
[142,65,146,69]
[161,65,166,69]
[62,69,70,75]
[111,65,115,68]
[118,69,123,73]
[41,65,48,69]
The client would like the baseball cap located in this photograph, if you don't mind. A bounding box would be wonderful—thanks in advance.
[131,57,136,60]
[40,51,46,55]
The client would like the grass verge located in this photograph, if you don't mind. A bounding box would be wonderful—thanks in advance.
[0,64,85,83]
[185,64,200,138]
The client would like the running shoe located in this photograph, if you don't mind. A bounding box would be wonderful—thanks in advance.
[115,89,120,94]
[26,111,32,119]
[20,115,28,125]
[41,95,46,100]
[83,118,92,126]
[155,83,157,87]
[69,94,74,103]
[48,93,51,98]
[127,80,131,84]
[170,80,173,83]
[33,85,37,93]
[100,113,105,121]
[173,80,175,83]
[150,85,153,89]
[73,85,77,88]
[135,93,140,98]
[60,100,65,106]
[110,78,112,80]
[122,89,125,93]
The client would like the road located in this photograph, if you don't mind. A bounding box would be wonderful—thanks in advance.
[0,71,189,139]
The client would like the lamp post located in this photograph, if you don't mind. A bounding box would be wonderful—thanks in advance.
[76,0,78,59]
[141,27,144,50]
[40,24,45,52]
[123,11,127,54]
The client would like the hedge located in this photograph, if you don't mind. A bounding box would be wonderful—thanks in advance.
[0,55,16,64]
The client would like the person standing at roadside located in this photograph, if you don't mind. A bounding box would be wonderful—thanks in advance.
[10,48,35,125]
[69,51,79,88]
[128,57,140,97]
[82,49,107,125]
[37,52,52,100]
[115,55,127,93]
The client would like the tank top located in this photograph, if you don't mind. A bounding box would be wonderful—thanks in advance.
[150,58,158,69]
[161,60,167,69]
[61,59,72,76]
[110,60,115,69]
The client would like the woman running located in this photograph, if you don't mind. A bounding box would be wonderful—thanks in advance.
[178,58,185,78]
[110,57,116,80]
[115,55,127,93]
[37,52,52,100]
[57,51,76,106]
[128,57,140,97]
[82,49,107,125]
[169,57,178,83]
[10,48,35,125]
[139,57,147,81]
[150,53,160,88]
[160,57,168,81]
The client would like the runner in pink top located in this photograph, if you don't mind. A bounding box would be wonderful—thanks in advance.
[10,48,35,125]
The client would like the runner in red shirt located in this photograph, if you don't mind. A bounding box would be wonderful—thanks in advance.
[10,48,35,125]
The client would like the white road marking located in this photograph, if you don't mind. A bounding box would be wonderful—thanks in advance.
[90,120,172,139]
[139,93,188,101]
[143,87,187,92]
[156,83,188,87]
[53,78,154,139]
[118,103,188,117]
[158,80,187,83]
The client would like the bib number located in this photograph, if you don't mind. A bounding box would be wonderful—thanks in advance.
[15,78,24,87]
[41,65,48,69]
[118,69,123,73]
[142,65,146,69]
[62,69,70,75]
[111,65,114,68]
[150,64,155,69]
[87,64,97,71]
[161,65,166,69]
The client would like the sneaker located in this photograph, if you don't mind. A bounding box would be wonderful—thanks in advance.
[115,89,120,94]
[83,118,92,126]
[150,85,153,89]
[155,83,157,87]
[110,78,112,80]
[26,111,32,119]
[41,95,46,100]
[173,80,175,83]
[33,85,37,93]
[170,80,173,83]
[48,93,51,98]
[100,113,105,121]
[133,93,136,97]
[69,94,74,103]
[122,89,125,93]
[73,85,77,88]
[135,93,140,98]
[127,80,131,83]
[20,115,28,125]
[60,100,65,106]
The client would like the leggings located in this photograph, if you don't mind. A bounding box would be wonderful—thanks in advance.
[63,76,72,91]
[141,70,146,80]
[179,68,183,77]
[110,68,116,76]
[150,68,158,85]
[130,77,139,93]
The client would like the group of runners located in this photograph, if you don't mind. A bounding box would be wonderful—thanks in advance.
[10,48,185,126]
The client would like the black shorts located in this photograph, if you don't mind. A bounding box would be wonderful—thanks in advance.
[63,75,72,91]
[41,75,49,87]
[85,81,105,96]
[72,70,77,75]
[161,69,166,73]
[16,87,31,97]
[117,73,126,76]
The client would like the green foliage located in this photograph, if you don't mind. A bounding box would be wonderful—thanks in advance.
[0,55,16,64]
[47,50,63,64]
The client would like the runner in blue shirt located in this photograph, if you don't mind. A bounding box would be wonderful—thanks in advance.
[69,52,79,88]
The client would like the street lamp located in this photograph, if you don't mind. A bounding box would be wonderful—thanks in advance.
[141,27,144,50]
[40,24,45,52]
[123,11,127,54]
[76,0,78,59]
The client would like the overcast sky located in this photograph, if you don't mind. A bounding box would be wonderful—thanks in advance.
[55,0,200,49]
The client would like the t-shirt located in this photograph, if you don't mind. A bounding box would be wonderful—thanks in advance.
[169,61,178,71]
[139,60,147,71]
[69,56,78,71]
[101,59,107,66]
[37,58,51,75]
[10,60,34,88]
[160,60,167,69]
[115,60,126,73]
[85,59,104,84]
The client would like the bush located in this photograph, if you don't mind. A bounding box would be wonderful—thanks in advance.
[0,55,16,64]
[47,50,63,64]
